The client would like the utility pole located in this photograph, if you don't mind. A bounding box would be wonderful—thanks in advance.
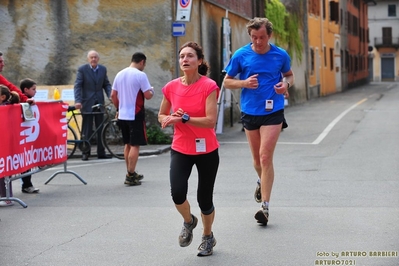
[303,0,310,100]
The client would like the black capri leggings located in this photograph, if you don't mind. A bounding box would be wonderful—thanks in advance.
[169,148,219,215]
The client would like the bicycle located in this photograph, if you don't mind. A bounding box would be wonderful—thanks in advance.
[66,103,124,159]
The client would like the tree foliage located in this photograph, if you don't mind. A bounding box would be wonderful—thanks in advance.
[265,0,303,63]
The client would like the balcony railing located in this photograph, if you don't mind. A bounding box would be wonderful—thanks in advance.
[374,37,399,49]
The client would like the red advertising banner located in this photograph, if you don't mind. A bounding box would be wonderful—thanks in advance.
[0,102,68,178]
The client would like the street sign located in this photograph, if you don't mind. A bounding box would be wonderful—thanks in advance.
[172,22,185,37]
[176,0,192,21]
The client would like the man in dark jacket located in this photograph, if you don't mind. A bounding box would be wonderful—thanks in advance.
[74,50,112,160]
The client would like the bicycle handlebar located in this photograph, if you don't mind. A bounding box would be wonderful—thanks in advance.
[67,103,111,114]
[67,106,76,112]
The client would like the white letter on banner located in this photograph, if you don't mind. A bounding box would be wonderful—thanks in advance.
[61,104,68,138]
[10,154,21,170]
[20,105,40,144]
[0,157,5,173]
[55,144,65,159]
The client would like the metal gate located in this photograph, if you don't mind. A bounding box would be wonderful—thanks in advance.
[381,57,394,81]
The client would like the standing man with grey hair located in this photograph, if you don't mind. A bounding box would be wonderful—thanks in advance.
[74,50,112,160]
[223,17,294,226]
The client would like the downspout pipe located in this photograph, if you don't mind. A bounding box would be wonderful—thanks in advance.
[303,0,310,100]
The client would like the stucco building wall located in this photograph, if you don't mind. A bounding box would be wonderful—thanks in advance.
[0,0,254,114]
[1,0,174,110]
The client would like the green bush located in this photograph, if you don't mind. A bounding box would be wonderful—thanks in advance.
[146,124,172,144]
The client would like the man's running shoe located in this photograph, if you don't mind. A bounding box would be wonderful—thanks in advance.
[124,172,142,186]
[132,171,144,180]
[22,186,40,193]
[254,206,269,226]
[197,232,217,256]
[179,214,198,247]
[254,181,261,203]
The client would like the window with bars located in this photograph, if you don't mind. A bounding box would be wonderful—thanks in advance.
[382,27,392,45]
[340,9,343,25]
[310,48,315,75]
[353,0,360,9]
[350,56,353,72]
[309,0,320,16]
[388,5,396,17]
[355,56,358,72]
[341,50,344,70]
[329,1,339,24]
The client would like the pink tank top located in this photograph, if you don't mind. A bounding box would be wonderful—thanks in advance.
[162,76,220,155]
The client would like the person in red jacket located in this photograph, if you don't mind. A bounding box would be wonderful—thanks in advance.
[0,51,34,105]
[0,51,35,207]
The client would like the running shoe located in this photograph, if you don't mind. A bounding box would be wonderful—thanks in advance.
[254,180,261,203]
[178,214,198,247]
[197,232,217,256]
[22,186,40,193]
[254,206,269,226]
[124,172,142,186]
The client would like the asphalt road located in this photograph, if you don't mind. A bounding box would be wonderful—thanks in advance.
[1,82,398,266]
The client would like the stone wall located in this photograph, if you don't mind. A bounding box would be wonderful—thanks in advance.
[0,0,251,124]
[1,0,174,111]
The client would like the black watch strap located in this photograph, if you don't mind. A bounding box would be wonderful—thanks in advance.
[182,113,190,123]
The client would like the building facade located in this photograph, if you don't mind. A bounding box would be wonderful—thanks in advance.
[344,0,370,88]
[368,0,399,81]
[307,0,370,97]
[1,0,382,127]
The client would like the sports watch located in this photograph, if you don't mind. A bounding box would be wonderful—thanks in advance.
[182,113,190,123]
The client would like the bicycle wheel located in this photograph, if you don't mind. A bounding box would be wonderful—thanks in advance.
[67,125,78,159]
[102,119,125,159]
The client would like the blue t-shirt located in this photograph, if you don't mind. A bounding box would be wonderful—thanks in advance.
[224,43,291,115]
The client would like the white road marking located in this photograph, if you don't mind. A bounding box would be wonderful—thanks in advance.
[311,98,367,145]
[41,155,157,171]
[219,97,368,146]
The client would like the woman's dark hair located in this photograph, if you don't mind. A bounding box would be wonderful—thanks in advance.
[0,84,10,98]
[1,84,20,104]
[179,41,209,76]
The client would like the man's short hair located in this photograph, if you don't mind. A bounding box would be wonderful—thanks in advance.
[131,52,146,63]
[0,51,3,56]
[246,17,273,36]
